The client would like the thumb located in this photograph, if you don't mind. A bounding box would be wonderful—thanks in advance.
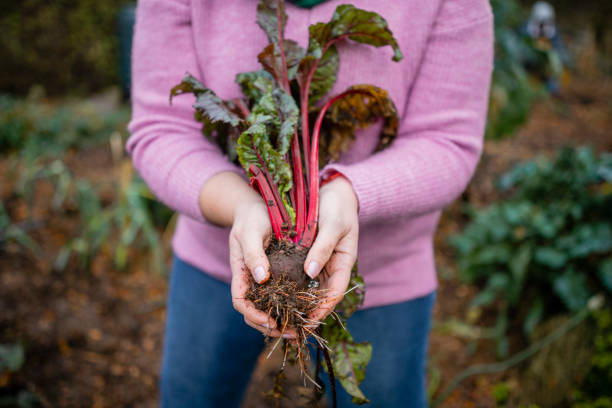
[304,227,338,279]
[240,231,270,284]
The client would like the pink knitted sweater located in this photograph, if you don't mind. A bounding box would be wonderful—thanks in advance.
[127,0,493,308]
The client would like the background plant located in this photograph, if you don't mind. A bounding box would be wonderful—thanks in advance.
[0,0,133,95]
[0,0,560,138]
[450,147,612,350]
[572,309,612,407]
[0,94,171,274]
[0,343,40,408]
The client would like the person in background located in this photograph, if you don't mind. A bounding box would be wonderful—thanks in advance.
[523,1,571,94]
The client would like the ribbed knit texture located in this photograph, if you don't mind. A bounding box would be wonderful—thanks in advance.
[127,0,493,308]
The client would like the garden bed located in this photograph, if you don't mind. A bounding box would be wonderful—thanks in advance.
[1,43,611,408]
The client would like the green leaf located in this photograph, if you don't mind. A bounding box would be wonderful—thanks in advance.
[258,40,306,84]
[523,298,544,335]
[494,314,509,358]
[298,45,339,104]
[507,243,531,303]
[321,317,371,405]
[256,0,287,45]
[192,91,243,128]
[256,1,305,84]
[297,4,402,105]
[331,340,372,405]
[170,73,244,127]
[553,269,591,311]
[172,73,246,160]
[0,343,24,373]
[306,5,402,62]
[5,226,41,254]
[473,244,512,264]
[598,259,612,292]
[235,70,275,102]
[470,273,509,307]
[236,88,297,220]
[321,302,371,404]
[470,288,497,308]
[54,245,72,271]
[534,246,567,269]
[272,88,299,155]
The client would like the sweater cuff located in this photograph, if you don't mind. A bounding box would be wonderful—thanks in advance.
[320,163,377,223]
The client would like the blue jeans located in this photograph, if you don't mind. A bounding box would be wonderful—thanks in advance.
[161,256,435,408]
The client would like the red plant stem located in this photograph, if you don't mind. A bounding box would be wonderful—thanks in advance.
[301,89,367,248]
[286,153,296,210]
[254,146,291,227]
[248,165,285,240]
[299,32,379,173]
[291,129,306,242]
[300,99,311,182]
[299,35,352,183]
[274,0,303,242]
[276,0,291,92]
[233,98,250,118]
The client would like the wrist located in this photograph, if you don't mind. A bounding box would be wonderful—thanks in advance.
[232,197,266,225]
[320,173,358,213]
[199,171,262,227]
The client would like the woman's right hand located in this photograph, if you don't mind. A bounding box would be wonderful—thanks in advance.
[229,200,288,338]
[199,171,293,338]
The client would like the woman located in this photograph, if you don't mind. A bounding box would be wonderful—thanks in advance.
[127,0,493,406]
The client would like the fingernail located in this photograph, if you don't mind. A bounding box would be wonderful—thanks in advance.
[282,333,296,339]
[254,266,267,283]
[306,261,319,279]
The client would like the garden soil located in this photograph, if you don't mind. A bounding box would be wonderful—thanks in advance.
[1,42,611,408]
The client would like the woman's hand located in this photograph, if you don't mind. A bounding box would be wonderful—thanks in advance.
[200,172,289,338]
[304,176,359,322]
[199,171,359,336]
[228,200,295,338]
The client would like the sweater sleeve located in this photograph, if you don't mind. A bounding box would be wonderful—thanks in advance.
[322,0,494,225]
[126,0,241,222]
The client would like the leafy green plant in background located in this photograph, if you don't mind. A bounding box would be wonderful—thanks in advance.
[0,343,39,408]
[54,172,169,275]
[0,203,40,255]
[0,95,171,274]
[1,0,557,141]
[572,309,612,407]
[450,147,612,347]
[0,0,133,95]
[0,343,24,374]
[0,94,129,157]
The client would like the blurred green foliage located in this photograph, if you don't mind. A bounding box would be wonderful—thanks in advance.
[0,94,172,274]
[572,309,612,407]
[0,0,132,95]
[0,94,130,155]
[0,343,39,408]
[492,382,510,406]
[450,147,612,340]
[0,0,560,139]
[0,203,40,255]
[0,343,24,374]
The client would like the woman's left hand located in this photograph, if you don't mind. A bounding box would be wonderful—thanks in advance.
[304,176,359,322]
